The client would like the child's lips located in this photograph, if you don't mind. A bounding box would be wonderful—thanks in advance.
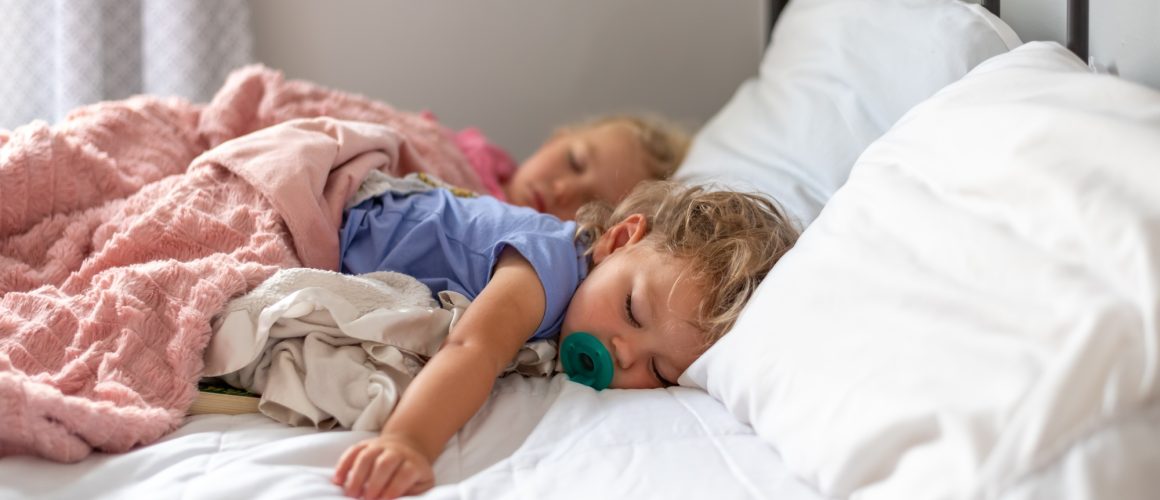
[532,190,547,212]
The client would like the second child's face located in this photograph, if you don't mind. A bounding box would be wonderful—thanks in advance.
[505,122,652,221]
[559,216,707,389]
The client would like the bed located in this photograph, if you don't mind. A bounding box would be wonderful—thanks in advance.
[3,0,1159,499]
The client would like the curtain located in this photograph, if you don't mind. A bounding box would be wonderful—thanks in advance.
[0,0,252,129]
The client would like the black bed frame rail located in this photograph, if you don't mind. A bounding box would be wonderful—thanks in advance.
[769,0,1090,62]
[1065,0,1089,61]
[972,0,1089,61]
[982,0,1000,16]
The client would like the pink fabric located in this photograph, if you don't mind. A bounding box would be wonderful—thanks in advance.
[453,127,518,201]
[0,131,296,463]
[0,66,487,463]
[201,118,427,271]
[200,65,490,195]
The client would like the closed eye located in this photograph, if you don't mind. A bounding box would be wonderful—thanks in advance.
[650,358,675,388]
[624,293,641,328]
[567,149,584,174]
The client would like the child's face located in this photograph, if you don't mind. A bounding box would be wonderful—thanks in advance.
[559,215,707,389]
[506,122,652,221]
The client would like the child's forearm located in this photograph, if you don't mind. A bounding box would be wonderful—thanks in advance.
[379,341,504,461]
[378,247,546,462]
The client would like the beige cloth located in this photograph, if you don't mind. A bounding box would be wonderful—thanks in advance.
[205,268,558,431]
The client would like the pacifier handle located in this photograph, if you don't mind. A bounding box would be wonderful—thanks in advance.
[560,332,614,390]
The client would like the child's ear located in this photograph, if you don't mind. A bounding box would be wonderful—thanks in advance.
[591,214,647,265]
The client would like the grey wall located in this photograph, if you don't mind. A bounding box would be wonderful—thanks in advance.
[1090,0,1160,89]
[999,0,1159,89]
[249,0,766,160]
[1000,0,1067,45]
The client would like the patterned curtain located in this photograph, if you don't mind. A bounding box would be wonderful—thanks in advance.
[0,0,252,129]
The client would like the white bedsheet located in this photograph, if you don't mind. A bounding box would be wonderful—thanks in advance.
[0,375,821,500]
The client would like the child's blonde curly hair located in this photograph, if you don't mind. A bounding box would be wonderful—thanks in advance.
[562,113,691,181]
[576,181,800,343]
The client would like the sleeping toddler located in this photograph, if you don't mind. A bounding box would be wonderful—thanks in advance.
[331,178,799,498]
[455,113,690,220]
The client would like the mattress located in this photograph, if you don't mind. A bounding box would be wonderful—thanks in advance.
[0,375,821,499]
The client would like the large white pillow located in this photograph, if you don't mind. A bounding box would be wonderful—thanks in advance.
[676,0,1020,226]
[683,42,1160,499]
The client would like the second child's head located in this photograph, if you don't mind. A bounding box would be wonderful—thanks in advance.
[560,181,800,389]
[505,114,690,221]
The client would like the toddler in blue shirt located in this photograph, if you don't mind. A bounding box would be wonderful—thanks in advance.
[333,179,799,499]
[341,186,586,341]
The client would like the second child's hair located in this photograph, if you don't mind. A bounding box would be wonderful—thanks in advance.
[575,181,800,343]
[561,114,691,181]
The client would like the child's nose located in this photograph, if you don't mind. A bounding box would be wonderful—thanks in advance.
[609,335,640,371]
[552,180,576,205]
[554,180,595,209]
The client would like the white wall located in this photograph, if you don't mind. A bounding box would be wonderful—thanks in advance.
[1090,0,1160,89]
[999,0,1159,89]
[249,0,766,160]
[1000,0,1067,45]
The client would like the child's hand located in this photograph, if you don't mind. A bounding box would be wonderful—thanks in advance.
[333,434,435,499]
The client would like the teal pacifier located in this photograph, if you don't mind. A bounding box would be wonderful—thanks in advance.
[560,332,614,390]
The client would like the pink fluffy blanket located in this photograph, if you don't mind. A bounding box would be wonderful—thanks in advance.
[0,66,485,462]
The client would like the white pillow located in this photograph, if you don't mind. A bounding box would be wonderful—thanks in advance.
[676,0,1020,226]
[683,42,1160,499]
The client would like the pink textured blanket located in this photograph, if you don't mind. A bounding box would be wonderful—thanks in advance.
[0,67,483,462]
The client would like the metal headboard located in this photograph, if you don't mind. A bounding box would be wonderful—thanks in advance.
[985,0,1089,61]
[766,0,787,46]
[1065,0,1089,61]
[768,0,1091,62]
[981,0,1001,16]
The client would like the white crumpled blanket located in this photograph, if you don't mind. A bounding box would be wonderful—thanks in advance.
[204,267,558,431]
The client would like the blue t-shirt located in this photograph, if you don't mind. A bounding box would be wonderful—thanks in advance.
[338,188,588,340]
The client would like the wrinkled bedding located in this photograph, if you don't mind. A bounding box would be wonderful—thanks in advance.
[0,66,488,462]
[205,266,557,432]
[0,375,824,500]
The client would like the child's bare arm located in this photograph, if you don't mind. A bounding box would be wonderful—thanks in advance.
[333,247,546,499]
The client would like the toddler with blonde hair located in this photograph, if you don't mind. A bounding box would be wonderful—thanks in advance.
[332,179,797,498]
[462,113,691,220]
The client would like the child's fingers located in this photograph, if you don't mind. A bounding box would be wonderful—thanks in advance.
[361,452,404,500]
[381,462,422,499]
[343,447,382,498]
[333,442,365,485]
